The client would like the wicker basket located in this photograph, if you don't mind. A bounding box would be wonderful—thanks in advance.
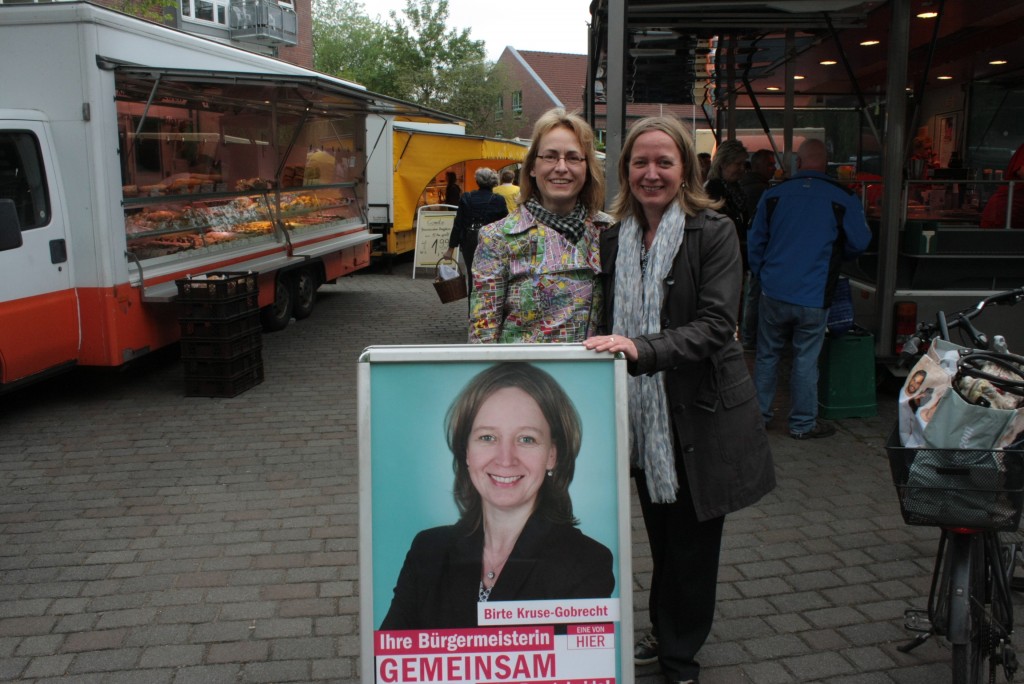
[433,258,467,304]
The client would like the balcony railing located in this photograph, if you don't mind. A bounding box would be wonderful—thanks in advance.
[230,0,297,46]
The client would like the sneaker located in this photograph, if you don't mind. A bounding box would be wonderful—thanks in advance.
[633,631,658,665]
[790,422,836,440]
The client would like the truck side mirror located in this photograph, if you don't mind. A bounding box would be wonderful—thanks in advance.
[0,198,23,252]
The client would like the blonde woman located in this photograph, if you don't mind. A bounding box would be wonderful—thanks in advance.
[470,108,609,343]
[585,116,774,684]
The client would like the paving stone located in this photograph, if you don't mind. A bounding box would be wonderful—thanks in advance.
[0,264,1008,683]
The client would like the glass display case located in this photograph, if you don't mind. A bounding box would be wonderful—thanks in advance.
[123,184,360,262]
[116,80,365,264]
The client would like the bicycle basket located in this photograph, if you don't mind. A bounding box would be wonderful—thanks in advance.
[886,428,1024,530]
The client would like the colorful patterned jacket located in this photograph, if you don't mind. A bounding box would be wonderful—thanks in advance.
[469,205,609,343]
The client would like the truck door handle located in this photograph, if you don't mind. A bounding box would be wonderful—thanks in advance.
[50,239,67,264]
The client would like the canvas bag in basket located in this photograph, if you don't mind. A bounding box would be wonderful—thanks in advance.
[902,447,1019,529]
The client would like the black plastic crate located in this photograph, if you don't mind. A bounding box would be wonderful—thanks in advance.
[183,349,262,379]
[180,331,262,360]
[179,312,261,340]
[185,362,264,398]
[178,293,258,320]
[176,271,258,301]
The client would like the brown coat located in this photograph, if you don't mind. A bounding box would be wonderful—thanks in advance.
[600,209,775,521]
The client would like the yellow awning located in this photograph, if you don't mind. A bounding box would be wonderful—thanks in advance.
[392,130,529,232]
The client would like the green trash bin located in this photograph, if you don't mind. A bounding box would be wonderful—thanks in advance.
[818,331,877,419]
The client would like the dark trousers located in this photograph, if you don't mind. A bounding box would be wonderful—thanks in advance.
[459,244,475,316]
[635,462,725,682]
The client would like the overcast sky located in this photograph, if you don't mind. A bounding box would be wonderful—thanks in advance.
[366,0,592,61]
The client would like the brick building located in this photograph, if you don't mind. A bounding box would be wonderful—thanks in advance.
[495,46,699,147]
[86,0,312,68]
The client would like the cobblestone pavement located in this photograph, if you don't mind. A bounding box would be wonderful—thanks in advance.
[1,261,1021,683]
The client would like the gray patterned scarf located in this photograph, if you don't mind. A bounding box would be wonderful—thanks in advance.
[612,202,687,503]
[525,197,588,243]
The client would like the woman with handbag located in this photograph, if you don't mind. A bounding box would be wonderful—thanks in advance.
[443,167,508,280]
[584,115,775,684]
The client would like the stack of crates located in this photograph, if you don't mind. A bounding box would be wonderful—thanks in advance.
[176,271,263,397]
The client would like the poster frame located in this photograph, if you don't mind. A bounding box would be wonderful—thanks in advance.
[358,344,633,684]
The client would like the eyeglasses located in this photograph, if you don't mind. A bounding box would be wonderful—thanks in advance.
[536,152,587,166]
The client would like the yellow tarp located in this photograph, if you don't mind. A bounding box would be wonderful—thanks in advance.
[392,131,529,233]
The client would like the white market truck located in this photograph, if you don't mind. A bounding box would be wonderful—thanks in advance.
[0,2,448,391]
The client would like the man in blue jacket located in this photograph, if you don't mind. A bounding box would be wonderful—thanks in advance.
[747,139,872,439]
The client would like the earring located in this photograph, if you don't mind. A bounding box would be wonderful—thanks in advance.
[546,469,553,477]
[681,182,687,190]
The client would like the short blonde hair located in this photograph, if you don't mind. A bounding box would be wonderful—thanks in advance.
[610,115,720,221]
[518,108,605,215]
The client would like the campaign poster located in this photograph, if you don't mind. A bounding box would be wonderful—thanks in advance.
[358,345,632,684]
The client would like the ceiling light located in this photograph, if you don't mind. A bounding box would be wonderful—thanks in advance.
[793,75,805,80]
[820,60,837,66]
[916,11,938,19]
[860,40,880,46]
[990,59,1008,65]
[766,86,780,91]
[937,75,953,80]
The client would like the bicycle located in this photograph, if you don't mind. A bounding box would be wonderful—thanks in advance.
[886,287,1024,683]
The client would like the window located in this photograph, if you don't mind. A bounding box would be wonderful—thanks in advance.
[0,131,50,231]
[495,94,504,119]
[512,91,523,116]
[180,0,228,25]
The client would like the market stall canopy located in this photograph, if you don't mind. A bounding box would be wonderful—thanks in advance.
[391,127,529,232]
[100,57,462,122]
[587,0,1024,110]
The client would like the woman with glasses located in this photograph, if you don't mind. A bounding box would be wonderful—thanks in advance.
[469,108,610,343]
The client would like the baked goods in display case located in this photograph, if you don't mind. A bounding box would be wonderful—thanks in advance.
[125,186,361,261]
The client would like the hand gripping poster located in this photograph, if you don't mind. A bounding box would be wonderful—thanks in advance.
[358,345,632,684]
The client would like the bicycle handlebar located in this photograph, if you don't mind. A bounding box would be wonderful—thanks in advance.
[899,287,1024,364]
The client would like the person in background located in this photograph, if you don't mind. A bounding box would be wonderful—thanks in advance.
[704,140,750,238]
[470,108,608,343]
[443,167,508,285]
[444,171,462,206]
[747,139,872,440]
[696,152,711,182]
[583,115,774,684]
[737,149,778,350]
[380,362,614,630]
[980,143,1024,229]
[740,150,777,218]
[493,168,520,212]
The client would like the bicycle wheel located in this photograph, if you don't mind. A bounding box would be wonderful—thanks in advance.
[950,534,987,684]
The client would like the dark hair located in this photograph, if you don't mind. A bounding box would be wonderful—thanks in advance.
[610,115,720,221]
[447,362,582,528]
[518,108,605,215]
[500,169,516,184]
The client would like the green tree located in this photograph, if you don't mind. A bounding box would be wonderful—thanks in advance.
[111,0,178,23]
[313,0,396,94]
[312,0,512,136]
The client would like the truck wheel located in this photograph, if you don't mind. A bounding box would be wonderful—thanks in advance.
[292,268,317,320]
[261,275,294,332]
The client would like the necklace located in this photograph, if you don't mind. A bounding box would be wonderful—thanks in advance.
[483,547,514,585]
